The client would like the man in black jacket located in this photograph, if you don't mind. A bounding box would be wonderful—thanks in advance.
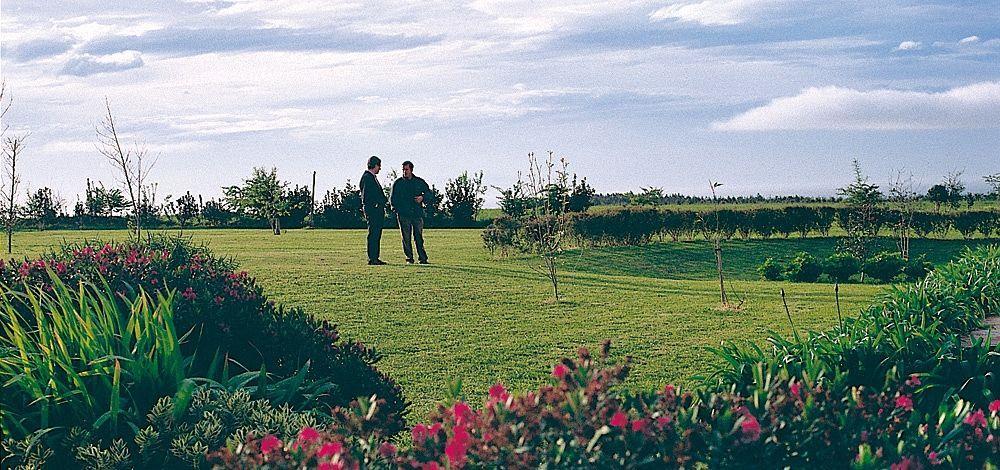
[360,156,388,265]
[390,160,431,264]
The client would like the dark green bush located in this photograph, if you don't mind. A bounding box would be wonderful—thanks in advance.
[863,251,906,283]
[783,252,822,282]
[481,215,520,255]
[823,252,862,282]
[1,236,407,435]
[758,257,784,281]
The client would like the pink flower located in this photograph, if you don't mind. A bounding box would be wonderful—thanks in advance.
[453,401,475,426]
[908,374,921,386]
[664,384,675,395]
[429,422,442,435]
[298,426,320,442]
[895,395,913,411]
[928,451,940,465]
[989,400,1000,414]
[488,383,510,405]
[317,441,343,458]
[790,382,801,398]
[379,441,397,457]
[610,411,628,429]
[445,426,470,467]
[656,415,673,429]
[552,363,569,379]
[318,463,344,470]
[891,457,916,470]
[420,463,441,470]
[964,409,987,428]
[182,287,197,301]
[259,435,282,454]
[740,414,761,441]
[412,424,429,444]
[631,418,649,433]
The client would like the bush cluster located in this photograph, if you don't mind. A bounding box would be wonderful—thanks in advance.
[0,236,406,467]
[758,251,932,283]
[561,207,998,247]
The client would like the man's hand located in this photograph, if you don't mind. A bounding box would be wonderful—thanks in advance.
[414,195,424,204]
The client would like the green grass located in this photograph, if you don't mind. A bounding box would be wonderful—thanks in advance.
[5,229,987,418]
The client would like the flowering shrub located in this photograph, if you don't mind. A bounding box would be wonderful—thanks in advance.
[0,236,407,432]
[213,342,999,468]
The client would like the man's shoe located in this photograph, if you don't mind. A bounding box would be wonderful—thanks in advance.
[368,259,388,265]
[406,259,415,264]
[419,260,429,264]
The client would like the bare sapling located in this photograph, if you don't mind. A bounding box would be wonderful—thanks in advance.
[888,170,918,260]
[96,98,158,240]
[1,81,26,253]
[708,180,729,307]
[524,151,571,302]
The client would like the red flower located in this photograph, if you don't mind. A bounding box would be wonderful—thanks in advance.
[298,426,320,442]
[989,400,1000,414]
[446,425,470,467]
[318,463,344,470]
[429,422,442,435]
[664,384,675,395]
[412,423,429,444]
[259,435,282,454]
[928,451,940,465]
[420,463,440,470]
[790,382,801,398]
[656,415,673,429]
[891,457,916,470]
[453,401,475,426]
[895,395,913,411]
[552,363,569,379]
[610,411,628,429]
[378,441,397,457]
[182,287,197,301]
[964,409,987,428]
[317,441,343,458]
[907,374,921,387]
[740,413,761,441]
[488,383,510,405]
[631,418,649,433]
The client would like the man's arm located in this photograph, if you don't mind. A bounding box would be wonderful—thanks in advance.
[390,179,402,212]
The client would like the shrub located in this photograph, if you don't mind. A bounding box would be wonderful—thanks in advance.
[823,252,862,282]
[758,257,784,281]
[661,209,697,241]
[862,251,906,283]
[481,215,520,255]
[1,236,407,434]
[902,254,932,281]
[783,252,822,283]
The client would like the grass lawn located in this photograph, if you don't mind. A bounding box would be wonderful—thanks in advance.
[7,229,990,417]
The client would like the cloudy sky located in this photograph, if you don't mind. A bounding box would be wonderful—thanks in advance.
[1,0,998,205]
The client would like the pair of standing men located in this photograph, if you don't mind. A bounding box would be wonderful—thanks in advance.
[359,156,430,265]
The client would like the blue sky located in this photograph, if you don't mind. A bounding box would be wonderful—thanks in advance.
[1,0,998,206]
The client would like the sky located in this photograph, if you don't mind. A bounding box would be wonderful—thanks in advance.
[1,0,998,207]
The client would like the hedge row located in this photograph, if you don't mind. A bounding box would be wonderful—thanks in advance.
[567,206,999,246]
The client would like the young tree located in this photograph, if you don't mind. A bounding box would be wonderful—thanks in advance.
[444,171,486,225]
[175,191,199,227]
[24,187,64,229]
[887,171,918,260]
[837,159,883,280]
[985,173,1000,200]
[1,134,25,253]
[519,151,571,302]
[707,181,728,307]
[567,175,595,212]
[494,174,531,218]
[96,99,157,239]
[224,167,290,235]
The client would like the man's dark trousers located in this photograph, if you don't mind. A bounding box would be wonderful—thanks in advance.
[365,206,384,263]
[398,215,427,262]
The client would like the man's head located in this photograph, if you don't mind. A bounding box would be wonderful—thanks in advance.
[367,155,381,174]
[402,161,414,179]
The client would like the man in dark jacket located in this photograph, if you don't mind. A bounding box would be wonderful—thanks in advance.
[360,155,388,265]
[390,160,431,264]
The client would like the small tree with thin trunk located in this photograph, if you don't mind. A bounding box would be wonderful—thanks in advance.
[1,135,25,254]
[224,167,290,235]
[707,181,728,307]
[96,99,157,240]
[518,151,572,302]
[888,171,918,260]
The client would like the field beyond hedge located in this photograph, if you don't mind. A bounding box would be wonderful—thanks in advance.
[8,229,989,416]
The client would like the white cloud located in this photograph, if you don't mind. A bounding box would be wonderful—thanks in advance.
[649,0,776,26]
[714,82,1000,130]
[894,40,922,51]
[959,35,980,45]
[60,50,144,76]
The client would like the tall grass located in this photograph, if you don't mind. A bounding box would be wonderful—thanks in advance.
[0,273,185,438]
